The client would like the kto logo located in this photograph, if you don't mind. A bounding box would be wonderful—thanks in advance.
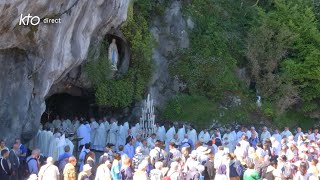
[19,14,40,26]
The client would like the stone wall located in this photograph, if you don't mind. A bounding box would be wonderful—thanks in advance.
[0,0,129,143]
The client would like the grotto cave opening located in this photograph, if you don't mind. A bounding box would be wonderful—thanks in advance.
[41,93,98,125]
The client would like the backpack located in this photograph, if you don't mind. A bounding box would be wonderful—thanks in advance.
[23,157,36,178]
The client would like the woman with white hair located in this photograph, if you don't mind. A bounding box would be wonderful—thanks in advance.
[133,160,149,180]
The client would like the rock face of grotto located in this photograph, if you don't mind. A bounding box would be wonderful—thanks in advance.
[0,0,129,142]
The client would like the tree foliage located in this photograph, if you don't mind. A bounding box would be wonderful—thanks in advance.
[247,0,320,114]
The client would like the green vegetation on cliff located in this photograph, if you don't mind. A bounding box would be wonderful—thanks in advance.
[165,0,320,129]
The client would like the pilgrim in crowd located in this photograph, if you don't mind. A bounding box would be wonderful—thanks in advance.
[1,115,320,180]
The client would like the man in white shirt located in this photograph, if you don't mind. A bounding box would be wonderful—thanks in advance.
[198,128,211,143]
[281,127,293,139]
[38,157,60,180]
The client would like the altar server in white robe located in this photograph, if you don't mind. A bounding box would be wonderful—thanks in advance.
[260,126,271,144]
[165,124,176,150]
[177,125,186,143]
[90,118,99,147]
[93,120,107,151]
[188,126,197,146]
[77,122,91,147]
[52,115,62,129]
[198,128,211,143]
[222,128,235,152]
[108,119,118,145]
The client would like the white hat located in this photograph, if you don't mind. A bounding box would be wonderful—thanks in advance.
[83,164,92,172]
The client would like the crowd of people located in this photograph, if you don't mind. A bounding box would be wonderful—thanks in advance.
[0,115,320,180]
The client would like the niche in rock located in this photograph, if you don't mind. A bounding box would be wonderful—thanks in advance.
[105,33,130,75]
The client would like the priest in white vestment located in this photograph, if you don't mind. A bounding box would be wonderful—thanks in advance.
[156,124,166,142]
[77,123,91,147]
[103,117,110,144]
[117,124,127,147]
[294,127,304,142]
[260,126,271,144]
[90,118,99,148]
[165,125,176,151]
[108,119,119,145]
[124,122,129,136]
[93,120,107,151]
[281,127,293,139]
[62,118,72,133]
[48,132,61,161]
[72,117,80,134]
[52,116,61,129]
[222,128,235,152]
[198,128,211,143]
[177,125,186,143]
[188,126,197,146]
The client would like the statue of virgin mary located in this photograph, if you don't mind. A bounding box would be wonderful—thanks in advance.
[108,39,119,70]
